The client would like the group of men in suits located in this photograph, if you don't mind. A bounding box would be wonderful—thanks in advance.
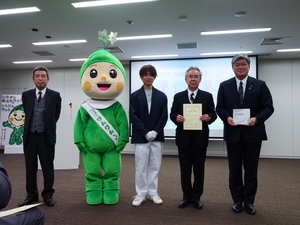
[130,54,273,215]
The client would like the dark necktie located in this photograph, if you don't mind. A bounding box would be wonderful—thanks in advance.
[190,93,195,103]
[238,81,243,105]
[38,91,42,102]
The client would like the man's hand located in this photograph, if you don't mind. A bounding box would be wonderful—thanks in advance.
[227,117,237,126]
[176,114,185,123]
[200,114,211,122]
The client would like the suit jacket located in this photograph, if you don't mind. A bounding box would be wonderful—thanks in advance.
[130,86,168,143]
[216,76,274,143]
[170,89,217,148]
[0,162,11,210]
[22,88,62,146]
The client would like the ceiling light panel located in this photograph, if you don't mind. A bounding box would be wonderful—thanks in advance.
[32,40,87,45]
[0,44,12,48]
[117,34,172,40]
[131,54,178,59]
[13,60,52,64]
[200,51,253,56]
[201,28,271,35]
[69,58,87,62]
[277,49,300,52]
[0,7,40,15]
[72,0,159,8]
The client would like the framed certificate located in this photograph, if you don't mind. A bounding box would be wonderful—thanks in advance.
[183,103,202,130]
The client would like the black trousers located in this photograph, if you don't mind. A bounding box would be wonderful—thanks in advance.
[178,138,207,201]
[226,138,262,205]
[24,132,55,200]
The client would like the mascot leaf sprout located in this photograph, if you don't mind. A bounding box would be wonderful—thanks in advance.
[74,30,129,205]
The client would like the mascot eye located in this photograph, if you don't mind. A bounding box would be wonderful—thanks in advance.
[22,114,25,118]
[14,113,17,117]
[90,69,98,78]
[109,69,117,78]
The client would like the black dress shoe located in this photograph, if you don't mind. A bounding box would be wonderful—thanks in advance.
[44,198,55,207]
[178,199,191,208]
[232,203,243,213]
[245,204,256,215]
[18,198,38,207]
[194,200,203,210]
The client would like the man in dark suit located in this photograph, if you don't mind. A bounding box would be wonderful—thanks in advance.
[130,65,168,206]
[0,161,45,225]
[216,54,274,215]
[19,66,61,207]
[170,66,217,209]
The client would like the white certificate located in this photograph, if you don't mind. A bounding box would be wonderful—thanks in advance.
[183,103,202,130]
[233,108,250,125]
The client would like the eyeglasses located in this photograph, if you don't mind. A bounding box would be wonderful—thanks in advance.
[233,63,248,68]
[34,74,47,79]
[187,75,200,79]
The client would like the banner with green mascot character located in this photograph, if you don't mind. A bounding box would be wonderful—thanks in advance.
[1,94,25,154]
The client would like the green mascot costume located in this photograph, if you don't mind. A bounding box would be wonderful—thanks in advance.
[74,48,129,205]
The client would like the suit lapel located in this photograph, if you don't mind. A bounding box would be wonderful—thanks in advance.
[139,87,149,115]
[183,90,190,103]
[243,77,254,105]
[44,88,50,113]
[228,78,240,105]
[27,90,36,118]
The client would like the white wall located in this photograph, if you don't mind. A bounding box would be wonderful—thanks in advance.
[0,58,299,162]
[259,59,300,157]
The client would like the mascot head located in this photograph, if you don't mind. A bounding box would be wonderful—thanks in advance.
[8,104,25,127]
[80,32,126,101]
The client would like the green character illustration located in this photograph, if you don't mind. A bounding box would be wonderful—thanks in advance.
[2,104,25,145]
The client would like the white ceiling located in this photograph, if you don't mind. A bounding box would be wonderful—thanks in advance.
[1,0,300,71]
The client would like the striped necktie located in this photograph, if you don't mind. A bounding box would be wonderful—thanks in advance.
[190,93,195,103]
[238,81,243,105]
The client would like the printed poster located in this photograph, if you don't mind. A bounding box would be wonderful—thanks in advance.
[0,95,24,153]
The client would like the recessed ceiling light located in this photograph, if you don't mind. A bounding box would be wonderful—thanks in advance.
[117,34,172,40]
[0,44,12,48]
[13,60,53,64]
[201,28,271,35]
[0,7,40,15]
[200,51,253,56]
[32,40,87,45]
[131,54,178,59]
[72,0,158,8]
[277,49,300,52]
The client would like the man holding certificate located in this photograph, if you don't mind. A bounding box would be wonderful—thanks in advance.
[216,54,274,215]
[170,66,217,210]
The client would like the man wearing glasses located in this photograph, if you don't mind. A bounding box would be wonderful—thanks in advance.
[170,66,217,210]
[216,54,274,215]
